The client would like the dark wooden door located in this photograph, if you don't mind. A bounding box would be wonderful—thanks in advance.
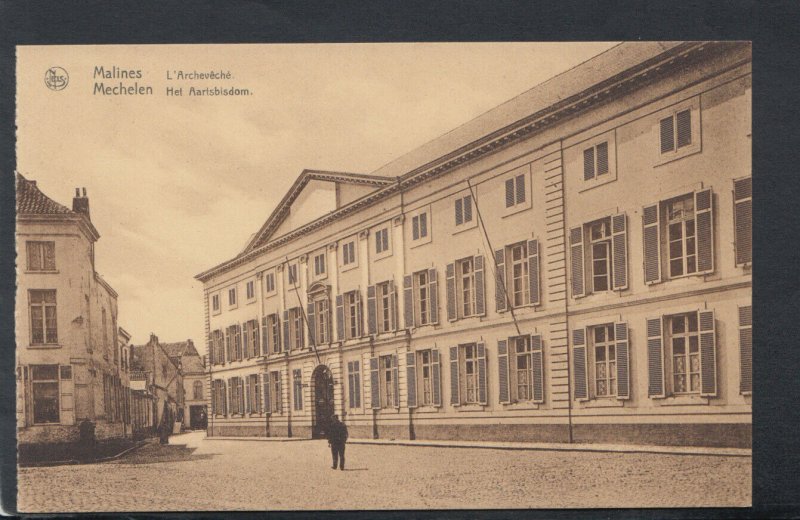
[313,366,334,438]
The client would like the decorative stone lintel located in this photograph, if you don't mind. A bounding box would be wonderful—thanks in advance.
[359,229,370,240]
[328,242,338,251]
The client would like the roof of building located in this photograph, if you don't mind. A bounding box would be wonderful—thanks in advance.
[160,340,199,359]
[180,354,206,374]
[16,173,73,215]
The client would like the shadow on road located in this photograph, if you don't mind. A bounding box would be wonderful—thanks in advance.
[107,442,217,465]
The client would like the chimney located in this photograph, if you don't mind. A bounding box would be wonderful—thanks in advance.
[72,187,90,219]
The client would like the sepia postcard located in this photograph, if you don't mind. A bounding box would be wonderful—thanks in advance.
[14,41,752,512]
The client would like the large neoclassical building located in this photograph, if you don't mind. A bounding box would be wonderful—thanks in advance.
[196,41,751,447]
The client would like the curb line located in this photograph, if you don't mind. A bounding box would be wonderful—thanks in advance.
[19,440,150,468]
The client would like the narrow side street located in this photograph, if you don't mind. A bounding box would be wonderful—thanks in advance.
[18,431,751,511]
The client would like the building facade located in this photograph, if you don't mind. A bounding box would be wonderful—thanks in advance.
[161,339,207,430]
[16,176,130,445]
[130,334,185,432]
[196,42,752,447]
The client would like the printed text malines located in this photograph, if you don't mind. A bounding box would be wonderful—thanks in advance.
[93,66,153,96]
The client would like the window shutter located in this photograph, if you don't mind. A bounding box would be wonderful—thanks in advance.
[475,255,486,316]
[505,178,514,208]
[367,285,377,335]
[464,195,472,222]
[403,275,414,329]
[245,375,251,414]
[406,352,417,408]
[412,216,420,241]
[432,350,442,407]
[676,109,691,148]
[583,147,595,181]
[446,263,456,322]
[647,317,666,398]
[695,188,714,273]
[222,379,228,415]
[428,268,439,324]
[307,302,316,346]
[494,249,507,312]
[225,328,232,363]
[569,226,585,298]
[733,178,752,265]
[699,310,717,397]
[347,361,355,408]
[243,323,250,358]
[253,321,260,357]
[611,213,628,290]
[531,335,544,404]
[455,198,463,226]
[392,354,400,408]
[282,311,290,352]
[389,281,397,331]
[615,322,630,400]
[227,378,233,415]
[355,291,363,336]
[477,342,487,405]
[324,298,331,344]
[370,357,380,409]
[642,204,662,284]
[208,337,215,365]
[528,239,541,305]
[449,346,460,406]
[276,372,283,413]
[336,295,345,341]
[660,116,674,153]
[572,328,588,401]
[596,142,609,176]
[353,360,361,407]
[263,373,270,414]
[515,175,525,204]
[497,340,510,404]
[739,305,752,394]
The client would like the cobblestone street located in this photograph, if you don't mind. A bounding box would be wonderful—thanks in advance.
[18,431,751,512]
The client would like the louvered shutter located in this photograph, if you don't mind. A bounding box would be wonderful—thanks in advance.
[739,305,752,394]
[528,239,541,305]
[572,328,588,401]
[615,322,630,400]
[596,142,609,175]
[432,350,442,407]
[611,213,628,290]
[245,376,251,414]
[227,378,233,415]
[477,342,487,405]
[660,116,674,153]
[505,178,514,208]
[347,361,355,408]
[282,311,290,352]
[570,226,585,298]
[367,285,377,335]
[389,282,397,331]
[261,319,268,356]
[647,317,665,398]
[455,198,463,225]
[516,175,525,204]
[406,353,417,408]
[225,328,232,362]
[583,147,595,180]
[475,255,486,316]
[531,335,544,403]
[403,275,414,329]
[392,354,399,408]
[497,340,510,404]
[353,360,361,407]
[449,346,460,405]
[446,263,456,321]
[222,380,228,415]
[243,323,250,358]
[495,249,506,312]
[253,321,261,357]
[643,204,662,284]
[370,357,380,409]
[734,178,752,265]
[336,295,345,341]
[307,302,316,346]
[208,337,215,365]
[464,196,472,222]
[699,310,717,397]
[412,216,420,241]
[695,189,714,273]
[276,372,283,413]
[355,291,363,336]
[676,109,691,148]
[428,269,439,324]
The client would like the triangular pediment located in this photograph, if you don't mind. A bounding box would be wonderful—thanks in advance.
[244,170,395,252]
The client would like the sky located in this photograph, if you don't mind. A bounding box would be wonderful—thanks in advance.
[16,42,619,353]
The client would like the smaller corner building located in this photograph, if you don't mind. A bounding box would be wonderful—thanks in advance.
[196,42,752,448]
[16,175,132,445]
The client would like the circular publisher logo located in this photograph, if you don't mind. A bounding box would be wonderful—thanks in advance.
[44,67,69,91]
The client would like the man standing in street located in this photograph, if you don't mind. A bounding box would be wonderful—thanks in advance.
[328,414,348,470]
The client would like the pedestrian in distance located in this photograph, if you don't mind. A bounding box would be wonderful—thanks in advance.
[328,414,348,471]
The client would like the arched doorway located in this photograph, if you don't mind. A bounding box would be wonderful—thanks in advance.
[312,365,335,439]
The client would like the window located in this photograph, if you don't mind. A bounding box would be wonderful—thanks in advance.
[311,298,330,344]
[211,293,220,313]
[293,369,303,410]
[375,227,390,255]
[29,290,57,344]
[499,335,545,404]
[588,219,613,292]
[414,270,430,326]
[666,195,698,278]
[264,272,276,295]
[462,344,480,404]
[313,252,326,277]
[508,243,530,307]
[263,313,281,354]
[289,307,304,350]
[244,319,260,358]
[31,364,59,424]
[450,343,487,406]
[229,377,244,415]
[418,350,434,406]
[504,173,526,208]
[660,109,692,154]
[512,336,532,401]
[226,324,242,361]
[246,280,255,300]
[287,264,298,286]
[571,214,628,297]
[458,258,476,318]
[269,371,282,413]
[342,240,357,266]
[668,313,701,394]
[583,142,609,181]
[455,195,473,226]
[211,329,224,365]
[193,380,203,400]
[345,291,361,339]
[212,380,227,416]
[248,374,261,413]
[377,281,395,333]
[228,287,237,307]
[347,361,361,408]
[379,355,397,408]
[591,325,617,397]
[412,212,428,241]
[27,241,55,271]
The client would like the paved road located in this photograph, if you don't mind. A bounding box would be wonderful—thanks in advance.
[18,431,751,511]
